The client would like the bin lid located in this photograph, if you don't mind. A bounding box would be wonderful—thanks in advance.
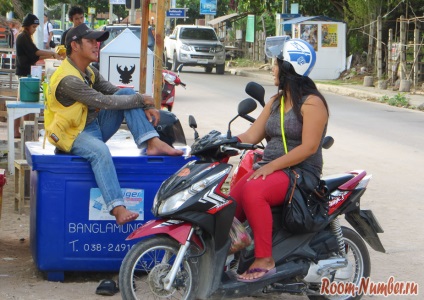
[25,141,191,173]
[20,76,40,82]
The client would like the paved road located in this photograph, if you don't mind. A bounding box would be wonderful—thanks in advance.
[171,66,423,299]
[1,66,421,299]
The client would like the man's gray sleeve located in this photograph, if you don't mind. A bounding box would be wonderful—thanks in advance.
[55,76,151,110]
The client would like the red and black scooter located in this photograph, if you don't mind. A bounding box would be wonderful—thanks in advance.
[161,64,185,111]
[118,82,385,300]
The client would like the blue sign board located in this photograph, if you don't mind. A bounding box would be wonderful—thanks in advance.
[200,0,217,15]
[280,13,301,19]
[166,8,186,18]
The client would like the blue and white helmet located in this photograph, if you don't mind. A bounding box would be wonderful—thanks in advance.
[265,36,316,76]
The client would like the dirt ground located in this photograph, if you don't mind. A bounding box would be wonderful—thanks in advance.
[0,170,123,300]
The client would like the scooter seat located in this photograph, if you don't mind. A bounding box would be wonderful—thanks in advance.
[322,173,355,191]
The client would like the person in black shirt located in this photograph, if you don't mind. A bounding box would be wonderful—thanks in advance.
[60,6,85,46]
[14,13,62,138]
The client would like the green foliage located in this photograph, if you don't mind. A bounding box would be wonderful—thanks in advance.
[0,0,14,17]
[347,32,367,55]
[1,0,129,25]
[299,0,344,19]
[175,0,230,25]
[380,93,410,107]
[0,0,97,21]
[379,95,389,103]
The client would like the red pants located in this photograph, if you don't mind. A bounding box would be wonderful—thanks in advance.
[229,169,289,258]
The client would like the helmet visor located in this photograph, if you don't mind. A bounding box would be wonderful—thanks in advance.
[265,36,291,60]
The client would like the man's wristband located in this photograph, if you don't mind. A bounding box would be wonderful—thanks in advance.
[143,104,156,110]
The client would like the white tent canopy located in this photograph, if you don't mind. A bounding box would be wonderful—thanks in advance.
[99,28,154,94]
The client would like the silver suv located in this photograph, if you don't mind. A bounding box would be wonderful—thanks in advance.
[164,25,226,74]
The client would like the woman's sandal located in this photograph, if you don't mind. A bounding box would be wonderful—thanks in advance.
[237,267,276,283]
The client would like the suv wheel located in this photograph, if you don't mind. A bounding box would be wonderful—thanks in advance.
[172,53,181,72]
[205,66,213,73]
[216,64,225,75]
[163,52,172,70]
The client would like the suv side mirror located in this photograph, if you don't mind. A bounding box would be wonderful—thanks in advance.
[169,34,176,40]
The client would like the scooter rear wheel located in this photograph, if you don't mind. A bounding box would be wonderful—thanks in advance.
[307,227,371,300]
[119,236,199,300]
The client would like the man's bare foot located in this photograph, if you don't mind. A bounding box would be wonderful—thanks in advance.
[146,137,184,156]
[238,257,275,281]
[111,206,139,225]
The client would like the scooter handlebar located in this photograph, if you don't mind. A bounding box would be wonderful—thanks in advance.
[240,114,255,123]
[236,143,258,150]
[220,143,258,154]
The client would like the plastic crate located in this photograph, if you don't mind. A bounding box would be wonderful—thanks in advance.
[25,141,193,281]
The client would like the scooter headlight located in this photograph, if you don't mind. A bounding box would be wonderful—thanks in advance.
[155,168,231,215]
[158,188,192,215]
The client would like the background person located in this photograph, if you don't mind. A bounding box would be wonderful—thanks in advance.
[8,19,20,49]
[230,45,329,282]
[60,6,85,45]
[43,13,53,49]
[14,13,62,138]
[45,23,183,225]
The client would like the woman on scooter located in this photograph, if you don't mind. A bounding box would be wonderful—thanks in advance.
[230,39,329,282]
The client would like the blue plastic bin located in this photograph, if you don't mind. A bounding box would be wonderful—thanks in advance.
[25,141,194,281]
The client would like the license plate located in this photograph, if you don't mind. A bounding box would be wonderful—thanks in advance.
[197,59,208,64]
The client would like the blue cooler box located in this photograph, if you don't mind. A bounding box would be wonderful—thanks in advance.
[26,141,194,281]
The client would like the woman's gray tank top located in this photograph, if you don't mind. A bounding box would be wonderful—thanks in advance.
[254,96,326,179]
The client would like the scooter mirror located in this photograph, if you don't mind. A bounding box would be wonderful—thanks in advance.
[189,115,199,140]
[227,98,258,139]
[245,82,265,107]
[163,73,177,84]
[189,115,197,129]
[238,98,257,117]
[322,136,334,149]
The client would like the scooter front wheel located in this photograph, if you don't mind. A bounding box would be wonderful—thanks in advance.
[119,236,199,300]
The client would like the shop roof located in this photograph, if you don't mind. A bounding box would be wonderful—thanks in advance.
[281,16,343,24]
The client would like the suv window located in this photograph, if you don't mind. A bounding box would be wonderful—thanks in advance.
[179,28,218,41]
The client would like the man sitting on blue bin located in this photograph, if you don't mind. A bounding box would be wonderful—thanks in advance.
[44,23,183,225]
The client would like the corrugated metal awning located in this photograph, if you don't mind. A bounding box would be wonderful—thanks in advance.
[207,13,239,26]
[281,16,341,24]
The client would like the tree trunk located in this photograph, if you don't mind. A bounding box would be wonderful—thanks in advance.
[11,0,24,19]
[377,16,382,80]
[367,16,376,68]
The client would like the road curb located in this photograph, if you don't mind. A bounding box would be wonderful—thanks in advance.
[315,84,382,101]
[228,68,424,110]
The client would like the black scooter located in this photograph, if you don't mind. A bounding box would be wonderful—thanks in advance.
[118,83,385,300]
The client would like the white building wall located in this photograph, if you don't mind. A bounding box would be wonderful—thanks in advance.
[292,21,346,80]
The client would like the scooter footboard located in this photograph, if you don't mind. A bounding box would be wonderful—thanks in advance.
[345,210,385,253]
